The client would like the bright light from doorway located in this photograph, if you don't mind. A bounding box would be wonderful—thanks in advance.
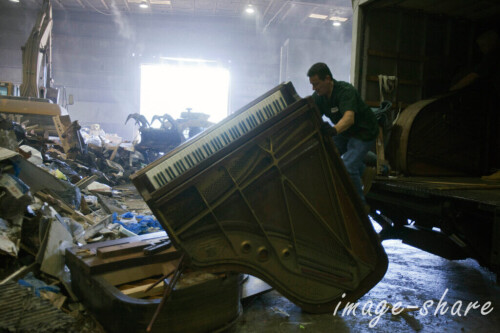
[140,62,230,128]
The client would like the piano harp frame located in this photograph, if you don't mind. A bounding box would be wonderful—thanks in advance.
[132,94,387,313]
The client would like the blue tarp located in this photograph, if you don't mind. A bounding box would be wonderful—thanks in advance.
[112,211,164,235]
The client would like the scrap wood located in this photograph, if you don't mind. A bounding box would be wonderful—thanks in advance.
[83,214,113,241]
[120,280,165,298]
[40,289,67,309]
[0,263,36,285]
[95,192,126,214]
[96,240,151,259]
[35,191,94,226]
[109,139,122,161]
[75,174,99,189]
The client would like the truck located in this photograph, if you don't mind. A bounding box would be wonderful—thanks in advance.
[350,0,500,280]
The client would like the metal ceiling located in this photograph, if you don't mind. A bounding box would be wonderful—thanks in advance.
[6,0,354,29]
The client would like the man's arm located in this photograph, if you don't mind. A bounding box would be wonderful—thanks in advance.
[334,110,355,134]
[450,72,479,91]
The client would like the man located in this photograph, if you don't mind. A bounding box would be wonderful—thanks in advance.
[307,62,378,208]
[450,29,500,92]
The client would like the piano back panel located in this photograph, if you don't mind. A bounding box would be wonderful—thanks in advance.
[142,97,387,313]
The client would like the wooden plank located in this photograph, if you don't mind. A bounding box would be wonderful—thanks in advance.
[96,241,150,259]
[121,281,165,298]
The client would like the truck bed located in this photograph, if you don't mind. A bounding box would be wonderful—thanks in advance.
[367,176,500,280]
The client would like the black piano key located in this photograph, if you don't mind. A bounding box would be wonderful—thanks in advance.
[233,125,241,137]
[245,118,253,129]
[216,136,223,149]
[165,167,174,179]
[251,114,259,127]
[192,151,200,163]
[248,114,254,126]
[159,172,169,184]
[184,156,192,168]
[197,148,206,159]
[269,104,276,115]
[179,160,187,171]
[266,105,274,116]
[259,109,267,121]
[203,144,210,155]
[263,106,271,118]
[231,126,238,136]
[187,154,195,166]
[221,133,229,145]
[168,166,176,178]
[153,175,163,187]
[206,143,214,155]
[228,127,236,140]
[173,162,182,174]
[256,110,265,122]
[280,96,286,108]
[179,160,187,172]
[216,136,224,148]
[273,100,281,112]
[210,139,218,151]
[240,121,249,133]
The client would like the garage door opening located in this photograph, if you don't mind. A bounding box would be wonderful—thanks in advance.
[140,59,230,132]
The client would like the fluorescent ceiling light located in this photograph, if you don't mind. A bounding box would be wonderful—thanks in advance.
[139,1,149,9]
[329,16,348,22]
[332,22,341,27]
[9,0,20,2]
[245,4,255,14]
[309,13,328,19]
[150,0,170,4]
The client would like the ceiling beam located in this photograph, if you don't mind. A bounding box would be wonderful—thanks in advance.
[122,0,130,12]
[263,0,277,18]
[75,0,86,8]
[99,0,109,10]
[54,0,65,10]
[263,0,290,32]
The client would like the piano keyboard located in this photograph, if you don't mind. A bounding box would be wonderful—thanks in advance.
[145,90,291,190]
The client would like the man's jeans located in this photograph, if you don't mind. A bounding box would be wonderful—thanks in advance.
[332,135,375,205]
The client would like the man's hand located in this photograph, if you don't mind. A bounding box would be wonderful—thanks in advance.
[321,122,338,137]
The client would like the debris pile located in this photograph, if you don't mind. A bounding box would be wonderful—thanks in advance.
[0,116,168,332]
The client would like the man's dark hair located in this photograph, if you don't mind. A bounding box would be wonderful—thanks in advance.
[307,62,333,80]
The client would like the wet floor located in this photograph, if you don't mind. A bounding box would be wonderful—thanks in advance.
[230,239,500,333]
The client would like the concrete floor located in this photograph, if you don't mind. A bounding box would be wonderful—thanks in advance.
[230,239,500,333]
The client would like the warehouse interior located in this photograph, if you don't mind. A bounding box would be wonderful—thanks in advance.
[0,0,499,332]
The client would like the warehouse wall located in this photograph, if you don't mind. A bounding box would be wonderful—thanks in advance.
[0,6,351,140]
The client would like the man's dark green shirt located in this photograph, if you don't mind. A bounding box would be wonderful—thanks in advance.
[312,79,379,141]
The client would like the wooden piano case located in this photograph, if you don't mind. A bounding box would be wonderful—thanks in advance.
[132,96,388,313]
[65,232,241,333]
